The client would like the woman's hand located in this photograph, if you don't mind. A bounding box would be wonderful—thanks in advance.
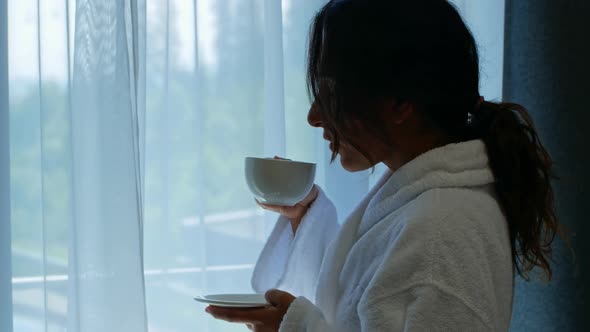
[205,289,296,332]
[256,157,319,234]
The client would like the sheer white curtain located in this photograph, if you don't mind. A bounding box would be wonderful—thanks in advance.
[1,0,504,331]
[6,0,147,331]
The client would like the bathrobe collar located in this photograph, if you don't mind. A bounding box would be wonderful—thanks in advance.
[315,139,495,322]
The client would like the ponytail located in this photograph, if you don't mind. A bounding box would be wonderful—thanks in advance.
[472,101,561,280]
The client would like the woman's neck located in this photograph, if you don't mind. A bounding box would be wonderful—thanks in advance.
[382,133,454,172]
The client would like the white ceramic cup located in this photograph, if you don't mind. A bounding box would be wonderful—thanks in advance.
[245,157,316,206]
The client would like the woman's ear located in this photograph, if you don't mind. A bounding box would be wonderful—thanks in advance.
[375,99,414,126]
[392,102,415,124]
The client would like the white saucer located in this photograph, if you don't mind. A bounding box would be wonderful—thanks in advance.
[194,294,269,308]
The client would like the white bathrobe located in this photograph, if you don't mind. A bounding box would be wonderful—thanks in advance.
[251,140,514,331]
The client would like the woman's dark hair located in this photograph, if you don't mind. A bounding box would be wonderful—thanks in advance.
[307,0,562,280]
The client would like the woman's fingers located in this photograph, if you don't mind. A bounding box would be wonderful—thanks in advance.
[205,290,294,330]
[256,200,286,213]
[298,185,318,207]
[255,157,316,225]
[256,200,305,221]
[265,289,296,309]
[205,306,267,324]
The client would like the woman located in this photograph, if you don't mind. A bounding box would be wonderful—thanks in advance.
[206,0,560,331]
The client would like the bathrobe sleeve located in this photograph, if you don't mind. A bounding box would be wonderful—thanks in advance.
[277,208,497,332]
[251,186,339,300]
[277,284,491,332]
[357,284,492,331]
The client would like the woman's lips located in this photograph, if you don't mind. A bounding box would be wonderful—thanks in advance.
[323,132,335,150]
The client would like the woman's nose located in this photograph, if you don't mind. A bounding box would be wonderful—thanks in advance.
[307,101,323,128]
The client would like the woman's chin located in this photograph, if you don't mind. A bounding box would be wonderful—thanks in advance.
[340,156,372,172]
[331,143,374,172]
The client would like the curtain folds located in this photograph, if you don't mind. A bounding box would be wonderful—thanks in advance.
[69,0,147,331]
[1,0,13,331]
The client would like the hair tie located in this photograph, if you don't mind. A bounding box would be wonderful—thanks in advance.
[467,96,495,137]
[476,96,485,110]
[467,96,485,126]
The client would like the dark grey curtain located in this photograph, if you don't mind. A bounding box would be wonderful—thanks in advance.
[504,1,590,331]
